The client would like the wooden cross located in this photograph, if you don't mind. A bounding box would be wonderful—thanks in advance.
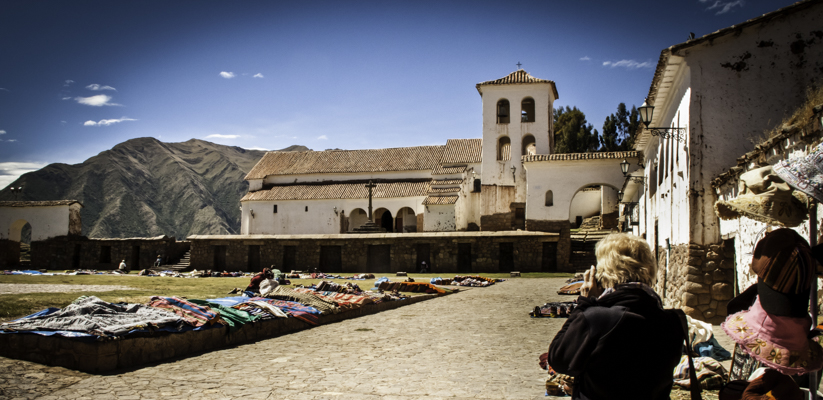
[365,180,376,222]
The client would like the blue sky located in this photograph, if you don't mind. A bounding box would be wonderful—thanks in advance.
[0,0,799,188]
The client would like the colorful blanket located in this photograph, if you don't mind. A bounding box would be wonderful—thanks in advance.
[147,296,221,327]
[250,297,321,326]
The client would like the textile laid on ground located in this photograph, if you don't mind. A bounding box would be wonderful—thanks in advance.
[556,281,583,295]
[294,288,376,311]
[451,275,495,287]
[694,336,732,361]
[188,299,258,332]
[264,286,340,315]
[146,296,222,327]
[376,281,445,294]
[249,297,322,326]
[531,302,577,318]
[672,355,729,390]
[0,296,185,337]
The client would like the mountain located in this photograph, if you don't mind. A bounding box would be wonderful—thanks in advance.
[0,138,310,239]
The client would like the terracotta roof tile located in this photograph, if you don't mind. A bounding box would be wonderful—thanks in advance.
[429,187,460,194]
[432,179,463,185]
[241,180,431,201]
[476,70,559,99]
[245,146,446,180]
[0,200,82,207]
[442,139,482,164]
[431,165,467,175]
[523,151,640,162]
[423,195,459,205]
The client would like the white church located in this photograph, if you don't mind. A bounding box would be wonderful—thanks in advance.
[240,70,635,236]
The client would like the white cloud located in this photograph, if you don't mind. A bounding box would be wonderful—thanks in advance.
[62,96,72,100]
[701,0,744,15]
[205,134,240,139]
[75,94,121,106]
[219,71,236,79]
[580,56,591,61]
[86,84,116,91]
[0,130,5,134]
[83,117,137,126]
[6,139,16,142]
[0,162,47,189]
[64,80,74,87]
[317,135,328,140]
[0,88,9,92]
[244,146,270,151]
[253,73,264,78]
[602,59,654,69]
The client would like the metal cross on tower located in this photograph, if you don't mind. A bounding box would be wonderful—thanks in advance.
[365,180,376,222]
[516,62,522,69]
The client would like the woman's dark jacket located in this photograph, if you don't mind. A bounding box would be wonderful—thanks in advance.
[548,284,684,400]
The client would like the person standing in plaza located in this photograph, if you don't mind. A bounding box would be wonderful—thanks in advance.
[548,233,684,399]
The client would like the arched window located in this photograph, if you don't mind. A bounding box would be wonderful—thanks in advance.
[497,99,510,124]
[497,136,511,161]
[522,134,536,156]
[521,97,535,122]
[545,190,553,206]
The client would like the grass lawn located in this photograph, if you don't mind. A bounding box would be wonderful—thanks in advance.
[0,271,573,323]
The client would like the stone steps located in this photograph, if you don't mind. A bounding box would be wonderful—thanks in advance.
[151,251,191,272]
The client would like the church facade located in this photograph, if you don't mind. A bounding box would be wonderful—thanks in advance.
[240,70,635,244]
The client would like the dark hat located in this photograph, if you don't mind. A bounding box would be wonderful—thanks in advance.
[749,228,814,317]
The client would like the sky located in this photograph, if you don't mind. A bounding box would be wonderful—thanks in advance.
[0,0,800,189]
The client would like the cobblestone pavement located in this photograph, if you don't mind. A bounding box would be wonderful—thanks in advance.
[0,278,737,399]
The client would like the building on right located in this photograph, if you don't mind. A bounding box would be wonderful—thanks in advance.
[625,0,823,323]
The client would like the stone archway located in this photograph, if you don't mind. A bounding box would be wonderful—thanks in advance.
[568,184,619,229]
[375,208,393,232]
[349,208,368,232]
[396,207,417,233]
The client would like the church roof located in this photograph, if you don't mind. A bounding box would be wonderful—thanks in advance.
[441,139,482,164]
[423,195,459,205]
[522,151,640,162]
[245,146,446,180]
[476,70,559,99]
[241,179,431,201]
[431,165,467,175]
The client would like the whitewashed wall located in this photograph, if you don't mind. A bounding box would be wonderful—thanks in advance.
[241,197,425,235]
[479,83,555,203]
[0,204,74,241]
[569,189,602,223]
[523,158,630,221]
[424,204,456,232]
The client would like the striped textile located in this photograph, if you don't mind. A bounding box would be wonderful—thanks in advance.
[293,289,374,311]
[251,298,321,326]
[147,296,221,327]
[265,286,340,314]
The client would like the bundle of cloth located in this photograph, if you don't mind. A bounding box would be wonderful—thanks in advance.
[531,302,577,318]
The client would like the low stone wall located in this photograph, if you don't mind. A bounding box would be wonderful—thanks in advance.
[525,219,571,271]
[28,236,190,271]
[189,232,560,273]
[655,242,735,324]
[480,212,513,231]
[0,294,437,373]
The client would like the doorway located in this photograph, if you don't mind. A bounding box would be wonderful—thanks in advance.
[457,243,472,273]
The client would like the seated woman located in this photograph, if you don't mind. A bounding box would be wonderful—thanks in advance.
[548,233,684,399]
[228,268,274,295]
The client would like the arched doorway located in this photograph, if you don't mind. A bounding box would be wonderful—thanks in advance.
[396,207,417,232]
[568,185,619,229]
[7,219,31,266]
[375,208,393,232]
[349,208,369,232]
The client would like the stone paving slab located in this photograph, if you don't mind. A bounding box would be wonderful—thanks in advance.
[0,278,738,399]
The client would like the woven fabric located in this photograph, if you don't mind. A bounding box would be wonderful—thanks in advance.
[0,296,185,337]
[251,298,321,326]
[672,355,728,390]
[774,143,823,203]
[265,286,340,314]
[750,228,814,295]
[147,296,221,327]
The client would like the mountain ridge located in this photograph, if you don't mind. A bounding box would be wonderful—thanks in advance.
[0,138,310,239]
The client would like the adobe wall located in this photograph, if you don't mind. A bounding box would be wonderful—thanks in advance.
[654,242,734,324]
[189,233,559,273]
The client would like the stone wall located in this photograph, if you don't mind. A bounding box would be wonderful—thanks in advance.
[480,212,513,231]
[189,232,560,273]
[29,236,190,271]
[525,219,571,271]
[0,239,20,268]
[655,242,735,324]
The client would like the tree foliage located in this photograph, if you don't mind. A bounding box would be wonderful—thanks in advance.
[553,106,599,154]
[599,103,640,151]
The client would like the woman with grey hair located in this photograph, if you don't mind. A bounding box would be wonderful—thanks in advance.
[548,233,684,399]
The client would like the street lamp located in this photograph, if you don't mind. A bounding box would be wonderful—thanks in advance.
[617,190,624,202]
[638,100,687,142]
[620,159,630,177]
[9,186,23,200]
